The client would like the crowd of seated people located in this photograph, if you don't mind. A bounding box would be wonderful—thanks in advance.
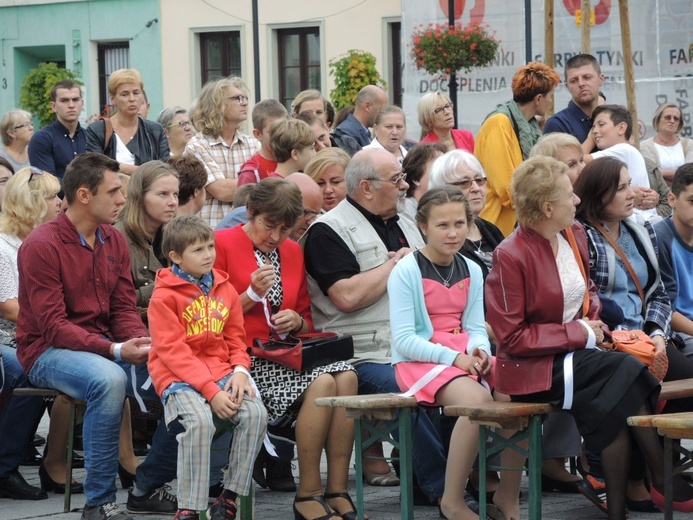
[2,54,693,520]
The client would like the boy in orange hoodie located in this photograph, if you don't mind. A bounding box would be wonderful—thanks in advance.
[148,216,267,520]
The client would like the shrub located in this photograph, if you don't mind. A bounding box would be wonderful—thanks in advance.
[329,50,386,111]
[19,63,82,128]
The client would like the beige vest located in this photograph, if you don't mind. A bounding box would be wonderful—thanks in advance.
[303,199,424,364]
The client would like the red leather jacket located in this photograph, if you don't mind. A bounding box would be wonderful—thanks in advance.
[485,222,603,396]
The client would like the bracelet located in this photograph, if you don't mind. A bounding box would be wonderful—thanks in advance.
[246,286,264,303]
[113,343,123,361]
[292,315,305,334]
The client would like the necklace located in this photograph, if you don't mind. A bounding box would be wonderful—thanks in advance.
[424,253,455,288]
[468,238,484,255]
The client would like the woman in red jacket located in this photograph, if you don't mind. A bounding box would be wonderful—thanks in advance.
[214,178,359,520]
[485,156,693,519]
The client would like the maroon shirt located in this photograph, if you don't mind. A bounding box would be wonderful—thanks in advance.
[16,211,148,372]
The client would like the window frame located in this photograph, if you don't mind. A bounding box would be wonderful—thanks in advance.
[199,30,242,86]
[276,26,321,111]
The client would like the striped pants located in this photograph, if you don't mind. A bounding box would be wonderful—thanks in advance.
[164,389,267,510]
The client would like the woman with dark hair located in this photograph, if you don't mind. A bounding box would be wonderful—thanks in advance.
[574,157,693,513]
[400,142,446,222]
[214,178,360,520]
[486,155,693,519]
[85,69,170,175]
[115,161,179,314]
[169,155,207,216]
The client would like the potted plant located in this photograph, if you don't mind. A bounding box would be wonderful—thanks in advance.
[410,21,500,77]
[329,49,387,111]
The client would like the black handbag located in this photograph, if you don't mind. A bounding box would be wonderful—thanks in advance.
[251,332,353,372]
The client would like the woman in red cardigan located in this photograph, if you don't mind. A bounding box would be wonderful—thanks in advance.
[214,178,359,520]
[417,92,474,153]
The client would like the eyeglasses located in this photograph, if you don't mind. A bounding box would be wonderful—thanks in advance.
[168,120,192,129]
[433,103,453,115]
[662,115,681,122]
[229,94,249,105]
[368,172,407,186]
[302,209,319,221]
[449,177,487,190]
[14,122,34,130]
[28,166,44,184]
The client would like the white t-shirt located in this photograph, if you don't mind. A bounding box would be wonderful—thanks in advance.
[654,141,685,171]
[592,143,658,221]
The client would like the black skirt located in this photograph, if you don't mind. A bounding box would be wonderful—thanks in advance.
[511,349,660,453]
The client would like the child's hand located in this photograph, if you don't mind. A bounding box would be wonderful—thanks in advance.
[210,391,238,419]
[224,371,254,403]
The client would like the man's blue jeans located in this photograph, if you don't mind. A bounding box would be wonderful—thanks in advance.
[354,361,446,501]
[0,345,44,478]
[115,360,180,494]
[28,347,126,506]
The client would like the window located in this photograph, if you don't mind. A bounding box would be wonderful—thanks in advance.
[277,27,320,111]
[97,42,129,113]
[200,31,241,85]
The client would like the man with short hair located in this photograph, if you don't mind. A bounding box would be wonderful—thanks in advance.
[16,153,178,520]
[543,53,605,149]
[28,80,86,182]
[301,148,448,506]
[334,85,388,148]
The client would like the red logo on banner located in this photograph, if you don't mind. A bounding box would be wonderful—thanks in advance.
[438,0,486,23]
[562,0,612,25]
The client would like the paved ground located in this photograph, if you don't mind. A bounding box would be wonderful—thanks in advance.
[2,415,690,519]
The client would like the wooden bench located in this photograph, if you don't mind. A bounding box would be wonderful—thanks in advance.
[12,387,83,513]
[315,393,418,520]
[444,402,559,520]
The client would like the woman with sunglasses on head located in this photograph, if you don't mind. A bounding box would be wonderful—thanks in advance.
[0,110,33,172]
[429,150,503,277]
[640,103,693,186]
[417,93,474,153]
[85,69,169,175]
[157,106,195,157]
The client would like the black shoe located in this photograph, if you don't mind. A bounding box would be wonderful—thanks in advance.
[72,450,85,469]
[132,439,149,457]
[293,495,339,520]
[208,481,224,500]
[0,471,48,500]
[541,474,583,494]
[118,464,136,489]
[265,456,296,492]
[20,445,43,466]
[33,434,46,447]
[126,486,177,514]
[325,492,364,520]
[38,463,84,494]
[626,496,660,513]
[82,502,133,520]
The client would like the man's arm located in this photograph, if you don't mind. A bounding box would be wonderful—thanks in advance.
[185,138,237,202]
[28,131,57,174]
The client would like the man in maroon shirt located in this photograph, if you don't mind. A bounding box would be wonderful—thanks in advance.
[16,153,177,520]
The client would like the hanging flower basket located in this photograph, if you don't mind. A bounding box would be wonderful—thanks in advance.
[410,22,501,77]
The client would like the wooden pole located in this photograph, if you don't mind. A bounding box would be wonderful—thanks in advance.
[581,0,591,53]
[544,0,555,116]
[619,0,639,147]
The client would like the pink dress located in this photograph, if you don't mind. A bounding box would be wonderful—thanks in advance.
[394,254,494,405]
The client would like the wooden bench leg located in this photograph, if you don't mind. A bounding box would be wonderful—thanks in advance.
[527,414,543,520]
[398,408,414,520]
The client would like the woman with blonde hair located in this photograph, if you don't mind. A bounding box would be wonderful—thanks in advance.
[304,147,351,212]
[417,92,474,153]
[85,69,169,175]
[0,110,33,172]
[115,161,179,313]
[531,133,586,184]
[640,103,693,185]
[292,89,328,124]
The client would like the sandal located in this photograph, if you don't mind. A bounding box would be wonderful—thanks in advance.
[362,467,399,486]
[293,495,340,520]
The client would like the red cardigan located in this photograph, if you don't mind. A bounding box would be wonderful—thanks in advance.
[214,224,313,344]
[147,267,250,402]
[485,222,604,396]
[421,129,475,153]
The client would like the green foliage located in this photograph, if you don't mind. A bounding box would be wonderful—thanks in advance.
[329,50,386,111]
[411,22,500,76]
[19,63,82,128]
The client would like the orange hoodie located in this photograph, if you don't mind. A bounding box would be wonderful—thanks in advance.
[147,267,250,402]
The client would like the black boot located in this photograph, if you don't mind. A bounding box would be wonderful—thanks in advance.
[265,454,296,492]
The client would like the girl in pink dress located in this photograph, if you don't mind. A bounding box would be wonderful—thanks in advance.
[388,186,522,520]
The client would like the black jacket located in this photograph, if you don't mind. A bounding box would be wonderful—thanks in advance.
[85,117,170,165]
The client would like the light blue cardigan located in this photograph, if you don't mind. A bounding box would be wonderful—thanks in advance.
[388,252,491,366]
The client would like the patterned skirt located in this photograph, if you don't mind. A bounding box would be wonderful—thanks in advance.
[250,357,354,421]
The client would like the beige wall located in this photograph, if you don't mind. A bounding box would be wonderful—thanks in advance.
[160,0,400,110]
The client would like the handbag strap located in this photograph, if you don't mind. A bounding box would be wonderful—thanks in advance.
[103,117,114,153]
[591,221,646,306]
[564,227,590,318]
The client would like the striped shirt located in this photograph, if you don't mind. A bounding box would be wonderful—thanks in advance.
[185,130,260,228]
